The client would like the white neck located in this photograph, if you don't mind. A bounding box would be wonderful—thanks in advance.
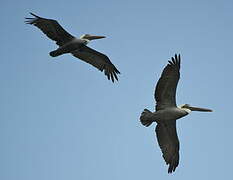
[84,39,90,45]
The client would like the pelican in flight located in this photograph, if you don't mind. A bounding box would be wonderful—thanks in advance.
[140,54,212,173]
[25,13,120,82]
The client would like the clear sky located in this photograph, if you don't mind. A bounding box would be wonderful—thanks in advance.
[1,0,233,179]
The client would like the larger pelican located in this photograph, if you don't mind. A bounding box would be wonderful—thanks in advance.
[25,13,120,82]
[140,54,212,173]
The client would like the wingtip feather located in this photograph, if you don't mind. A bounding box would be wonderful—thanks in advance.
[29,12,40,18]
[167,54,181,70]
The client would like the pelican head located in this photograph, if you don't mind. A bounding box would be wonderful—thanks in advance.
[179,104,213,113]
[80,34,106,41]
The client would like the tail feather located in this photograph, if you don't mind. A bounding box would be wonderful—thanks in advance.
[49,50,63,57]
[140,109,154,127]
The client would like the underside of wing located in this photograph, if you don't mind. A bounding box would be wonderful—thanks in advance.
[72,45,120,82]
[155,121,180,173]
[155,54,181,111]
[25,12,74,46]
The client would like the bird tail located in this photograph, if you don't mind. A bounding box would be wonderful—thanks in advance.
[49,49,64,57]
[140,109,154,127]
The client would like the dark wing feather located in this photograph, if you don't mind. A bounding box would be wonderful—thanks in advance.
[155,54,181,111]
[71,45,120,82]
[25,13,74,46]
[155,121,180,173]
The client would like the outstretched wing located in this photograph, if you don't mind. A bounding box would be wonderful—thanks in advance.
[72,45,120,82]
[154,54,181,111]
[155,121,180,173]
[25,12,74,46]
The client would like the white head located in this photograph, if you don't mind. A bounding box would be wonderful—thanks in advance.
[178,104,212,114]
[178,104,192,114]
[80,34,106,43]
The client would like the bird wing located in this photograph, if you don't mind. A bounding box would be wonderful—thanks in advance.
[154,54,181,111]
[25,13,74,46]
[155,121,180,173]
[71,45,120,82]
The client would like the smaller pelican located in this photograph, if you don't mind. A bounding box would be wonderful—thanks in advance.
[140,54,212,173]
[25,13,120,82]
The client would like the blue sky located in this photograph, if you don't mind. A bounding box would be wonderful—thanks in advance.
[1,0,233,179]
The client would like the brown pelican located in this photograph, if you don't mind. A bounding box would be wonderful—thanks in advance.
[140,54,212,173]
[25,13,120,82]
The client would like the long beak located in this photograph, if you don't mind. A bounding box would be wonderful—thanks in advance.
[188,106,213,112]
[87,35,106,40]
